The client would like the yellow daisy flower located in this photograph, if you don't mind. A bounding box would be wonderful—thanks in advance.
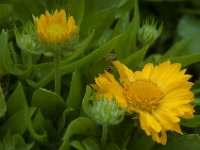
[34,9,78,44]
[92,60,195,145]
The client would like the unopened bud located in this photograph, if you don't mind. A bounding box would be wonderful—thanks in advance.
[138,19,163,46]
[87,97,125,125]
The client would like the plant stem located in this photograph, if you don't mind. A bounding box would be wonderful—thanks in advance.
[101,125,108,148]
[54,48,61,94]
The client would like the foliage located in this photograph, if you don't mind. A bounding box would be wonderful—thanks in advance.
[0,0,200,149]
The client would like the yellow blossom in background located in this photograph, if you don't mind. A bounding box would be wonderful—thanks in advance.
[34,9,78,44]
[92,60,195,145]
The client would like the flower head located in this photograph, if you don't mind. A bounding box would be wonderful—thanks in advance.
[34,9,78,44]
[138,19,162,46]
[92,60,194,145]
[86,97,125,125]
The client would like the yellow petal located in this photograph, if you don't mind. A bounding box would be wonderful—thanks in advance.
[112,60,135,85]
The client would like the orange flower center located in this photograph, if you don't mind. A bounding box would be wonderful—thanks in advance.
[125,80,163,112]
[48,24,65,38]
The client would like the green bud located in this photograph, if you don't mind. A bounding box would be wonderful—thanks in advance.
[87,98,125,125]
[17,34,36,51]
[138,19,163,46]
[14,24,45,55]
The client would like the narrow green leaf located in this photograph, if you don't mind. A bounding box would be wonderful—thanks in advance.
[31,88,66,121]
[65,31,95,63]
[60,117,98,150]
[0,30,8,75]
[7,82,28,116]
[122,46,149,69]
[57,108,73,133]
[163,38,192,58]
[66,70,83,119]
[82,86,93,115]
[0,86,6,117]
[68,0,85,27]
[80,5,116,39]
[115,0,139,58]
[170,52,200,67]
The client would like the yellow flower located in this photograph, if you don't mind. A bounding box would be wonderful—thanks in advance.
[92,60,195,145]
[34,9,78,44]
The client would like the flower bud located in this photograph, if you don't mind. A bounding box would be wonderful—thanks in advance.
[138,19,163,46]
[87,97,125,125]
[17,34,36,51]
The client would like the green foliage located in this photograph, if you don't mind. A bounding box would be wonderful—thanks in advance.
[60,117,98,150]
[0,0,200,149]
[7,82,27,116]
[0,86,6,117]
[31,88,66,121]
[154,134,200,150]
[0,132,34,150]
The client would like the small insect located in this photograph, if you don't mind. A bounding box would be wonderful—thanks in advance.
[106,66,113,73]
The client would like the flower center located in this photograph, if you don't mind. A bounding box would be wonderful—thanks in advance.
[125,80,163,112]
[48,24,65,37]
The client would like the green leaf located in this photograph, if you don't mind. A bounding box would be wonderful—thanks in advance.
[7,82,28,116]
[66,70,83,119]
[29,34,122,88]
[0,30,8,75]
[170,52,200,67]
[65,31,95,63]
[0,86,6,117]
[115,0,139,58]
[82,86,93,115]
[0,107,36,136]
[28,118,48,143]
[163,38,192,58]
[57,108,73,133]
[0,132,34,150]
[60,117,98,150]
[130,132,154,150]
[80,5,117,39]
[180,115,200,128]
[177,15,200,54]
[155,134,200,150]
[82,137,101,150]
[10,0,44,24]
[2,41,33,77]
[105,143,120,150]
[68,0,85,27]
[0,4,13,27]
[70,140,85,150]
[31,88,66,121]
[122,46,149,69]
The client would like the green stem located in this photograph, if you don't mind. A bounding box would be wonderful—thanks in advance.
[54,48,61,94]
[101,125,108,148]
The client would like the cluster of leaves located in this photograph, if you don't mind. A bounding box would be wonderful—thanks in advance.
[0,0,200,149]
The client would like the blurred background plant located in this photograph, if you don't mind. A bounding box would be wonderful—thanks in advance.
[0,0,200,149]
